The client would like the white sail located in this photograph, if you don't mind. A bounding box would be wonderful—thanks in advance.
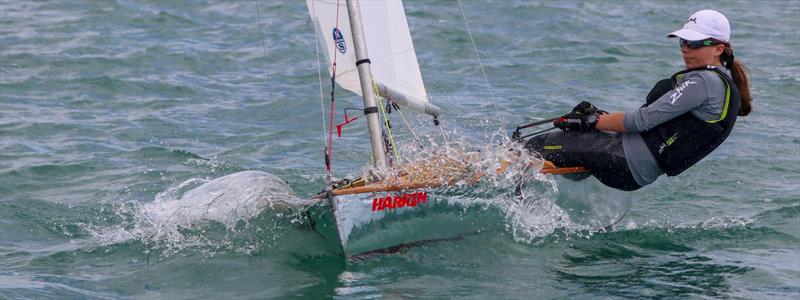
[307,0,440,116]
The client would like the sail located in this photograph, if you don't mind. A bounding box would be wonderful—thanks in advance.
[306,0,440,116]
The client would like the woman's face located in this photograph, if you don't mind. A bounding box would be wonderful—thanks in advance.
[680,40,725,69]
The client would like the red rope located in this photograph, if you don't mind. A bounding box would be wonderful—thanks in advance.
[326,64,336,173]
[325,0,342,174]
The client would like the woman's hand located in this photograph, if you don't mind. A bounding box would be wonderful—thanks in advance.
[553,101,608,132]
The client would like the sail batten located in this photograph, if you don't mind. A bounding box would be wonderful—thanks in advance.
[306,0,438,116]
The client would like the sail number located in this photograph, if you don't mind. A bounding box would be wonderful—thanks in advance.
[332,28,346,53]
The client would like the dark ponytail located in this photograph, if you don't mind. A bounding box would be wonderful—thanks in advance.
[722,46,752,116]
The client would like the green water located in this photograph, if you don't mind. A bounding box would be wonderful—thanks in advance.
[1,0,798,298]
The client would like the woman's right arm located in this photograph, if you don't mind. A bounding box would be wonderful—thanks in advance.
[595,112,627,132]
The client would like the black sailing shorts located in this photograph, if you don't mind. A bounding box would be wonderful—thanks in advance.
[525,130,641,191]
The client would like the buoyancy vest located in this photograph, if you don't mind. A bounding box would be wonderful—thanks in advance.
[640,66,741,176]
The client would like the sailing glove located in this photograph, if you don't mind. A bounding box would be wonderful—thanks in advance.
[570,101,607,115]
[553,111,601,131]
[553,101,606,132]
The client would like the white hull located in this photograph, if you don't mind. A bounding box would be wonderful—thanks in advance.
[307,189,500,256]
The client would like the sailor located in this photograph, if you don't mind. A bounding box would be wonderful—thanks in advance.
[525,9,753,191]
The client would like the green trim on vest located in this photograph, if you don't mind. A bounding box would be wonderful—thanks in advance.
[674,68,731,123]
[705,71,732,123]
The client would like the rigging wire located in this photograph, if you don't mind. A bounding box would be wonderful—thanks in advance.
[456,0,504,128]
[308,0,329,181]
[394,106,424,149]
[437,119,449,147]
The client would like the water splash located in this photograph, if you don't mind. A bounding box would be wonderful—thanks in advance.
[370,129,597,244]
[84,171,311,257]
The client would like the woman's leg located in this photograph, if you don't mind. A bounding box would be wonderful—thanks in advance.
[525,131,641,191]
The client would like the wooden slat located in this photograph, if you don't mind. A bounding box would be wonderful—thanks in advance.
[329,160,586,196]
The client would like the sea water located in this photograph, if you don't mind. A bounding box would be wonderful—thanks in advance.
[1,1,798,298]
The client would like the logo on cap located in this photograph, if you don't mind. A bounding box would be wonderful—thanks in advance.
[686,17,697,24]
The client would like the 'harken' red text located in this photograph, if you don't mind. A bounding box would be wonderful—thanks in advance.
[371,192,427,211]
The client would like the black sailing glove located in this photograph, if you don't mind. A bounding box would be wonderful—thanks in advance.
[553,111,601,131]
[553,101,605,132]
[570,101,607,115]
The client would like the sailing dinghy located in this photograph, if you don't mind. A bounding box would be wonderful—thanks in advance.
[303,0,584,257]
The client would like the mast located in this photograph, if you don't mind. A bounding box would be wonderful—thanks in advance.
[345,0,387,170]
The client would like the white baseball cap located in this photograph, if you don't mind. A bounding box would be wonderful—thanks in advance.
[667,10,730,42]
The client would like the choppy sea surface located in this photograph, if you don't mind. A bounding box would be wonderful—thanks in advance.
[1,0,798,299]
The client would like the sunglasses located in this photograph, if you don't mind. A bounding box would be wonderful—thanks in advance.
[679,38,723,49]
